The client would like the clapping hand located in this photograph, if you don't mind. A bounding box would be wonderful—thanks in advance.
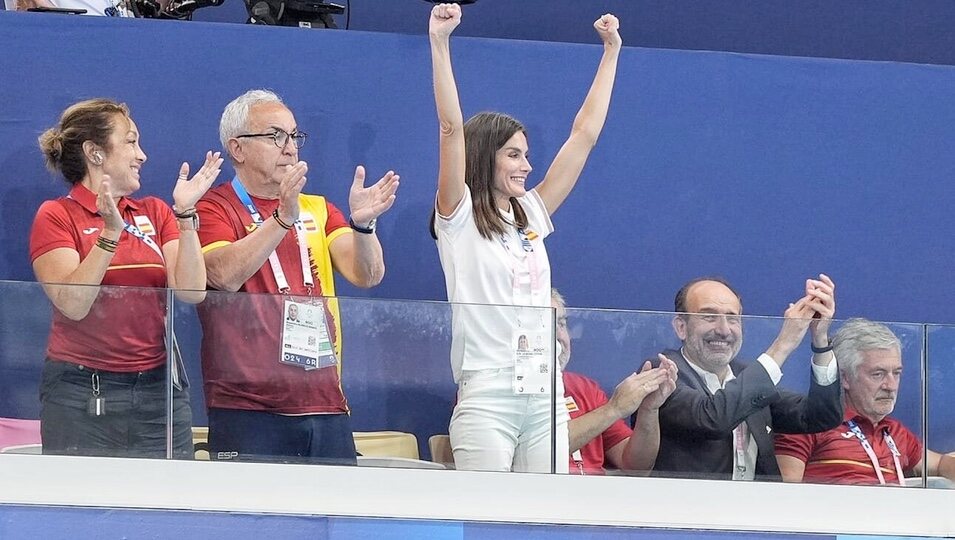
[348,166,399,227]
[172,151,223,213]
[97,176,124,233]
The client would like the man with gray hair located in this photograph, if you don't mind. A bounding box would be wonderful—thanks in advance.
[195,89,399,463]
[775,318,955,486]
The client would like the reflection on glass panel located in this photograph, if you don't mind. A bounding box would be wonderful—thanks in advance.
[175,292,558,472]
[0,280,188,460]
[924,325,955,489]
[557,306,932,486]
[773,319,925,488]
[557,307,676,477]
[4,275,945,489]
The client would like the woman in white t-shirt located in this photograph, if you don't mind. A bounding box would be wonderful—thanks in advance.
[428,3,622,472]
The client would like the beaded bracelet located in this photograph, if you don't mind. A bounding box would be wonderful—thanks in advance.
[95,236,119,253]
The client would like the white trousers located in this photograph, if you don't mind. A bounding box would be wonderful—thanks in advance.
[449,368,569,473]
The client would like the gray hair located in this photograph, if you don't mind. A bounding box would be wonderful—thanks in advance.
[832,318,901,381]
[550,288,566,309]
[219,89,284,152]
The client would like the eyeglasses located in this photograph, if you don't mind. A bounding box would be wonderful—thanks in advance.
[235,129,307,149]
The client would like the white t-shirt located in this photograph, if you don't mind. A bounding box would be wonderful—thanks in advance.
[435,189,554,382]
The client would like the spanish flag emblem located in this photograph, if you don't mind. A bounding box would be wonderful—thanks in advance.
[133,215,156,236]
[300,212,319,233]
[565,396,579,412]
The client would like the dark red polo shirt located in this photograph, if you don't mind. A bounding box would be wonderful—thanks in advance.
[564,371,633,475]
[774,407,923,485]
[30,184,178,372]
[195,182,352,414]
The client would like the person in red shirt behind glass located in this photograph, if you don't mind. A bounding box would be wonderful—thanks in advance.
[553,289,678,475]
[29,98,222,458]
[775,318,955,486]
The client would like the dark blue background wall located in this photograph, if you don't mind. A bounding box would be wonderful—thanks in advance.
[2,12,955,323]
[194,0,955,68]
[1,13,954,455]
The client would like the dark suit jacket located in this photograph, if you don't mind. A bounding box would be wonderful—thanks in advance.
[651,348,842,481]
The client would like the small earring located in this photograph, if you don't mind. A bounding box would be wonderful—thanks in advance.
[93,152,104,165]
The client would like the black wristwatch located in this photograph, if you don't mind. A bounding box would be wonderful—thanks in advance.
[349,217,377,234]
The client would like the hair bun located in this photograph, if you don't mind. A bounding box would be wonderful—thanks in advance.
[39,127,64,171]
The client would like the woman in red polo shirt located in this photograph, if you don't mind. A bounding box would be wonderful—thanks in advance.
[29,98,222,458]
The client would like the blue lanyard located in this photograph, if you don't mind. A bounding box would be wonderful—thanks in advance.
[122,221,164,261]
[231,177,266,225]
[230,176,314,293]
[499,227,534,253]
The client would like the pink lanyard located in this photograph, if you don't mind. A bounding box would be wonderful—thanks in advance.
[847,420,905,486]
[499,226,542,297]
[734,421,749,477]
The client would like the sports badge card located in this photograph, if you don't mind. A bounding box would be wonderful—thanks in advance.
[280,299,337,370]
[512,330,551,394]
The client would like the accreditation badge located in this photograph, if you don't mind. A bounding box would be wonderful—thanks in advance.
[512,330,551,395]
[280,298,337,370]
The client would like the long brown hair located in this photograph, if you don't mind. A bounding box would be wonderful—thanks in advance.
[38,99,130,185]
[430,111,529,240]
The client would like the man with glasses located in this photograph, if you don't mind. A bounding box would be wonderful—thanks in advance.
[651,275,842,481]
[775,318,955,487]
[195,89,399,463]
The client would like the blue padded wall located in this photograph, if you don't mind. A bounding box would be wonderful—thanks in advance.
[1,12,953,453]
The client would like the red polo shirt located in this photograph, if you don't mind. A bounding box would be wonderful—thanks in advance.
[195,182,352,414]
[774,407,923,485]
[29,184,178,372]
[564,371,633,475]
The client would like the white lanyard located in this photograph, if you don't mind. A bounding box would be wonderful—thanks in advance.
[846,420,905,486]
[232,178,313,294]
[571,449,585,475]
[733,421,749,479]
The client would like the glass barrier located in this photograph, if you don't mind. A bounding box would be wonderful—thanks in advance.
[0,279,187,459]
[558,307,935,487]
[172,290,558,472]
[924,324,955,489]
[2,277,951,489]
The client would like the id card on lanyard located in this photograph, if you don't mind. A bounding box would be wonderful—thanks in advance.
[280,299,337,370]
[512,330,550,394]
[500,225,551,394]
[231,178,339,370]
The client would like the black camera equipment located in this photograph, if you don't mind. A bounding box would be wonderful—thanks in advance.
[130,0,223,20]
[246,0,344,28]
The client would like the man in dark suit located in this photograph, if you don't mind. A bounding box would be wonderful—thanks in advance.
[652,275,842,481]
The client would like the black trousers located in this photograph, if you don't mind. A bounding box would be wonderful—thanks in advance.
[39,359,193,459]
